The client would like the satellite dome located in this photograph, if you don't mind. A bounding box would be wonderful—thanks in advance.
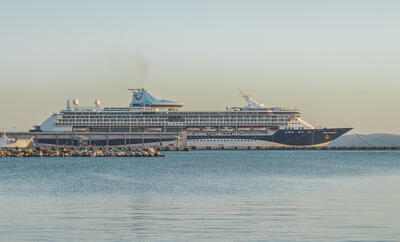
[94,99,101,107]
[72,99,79,106]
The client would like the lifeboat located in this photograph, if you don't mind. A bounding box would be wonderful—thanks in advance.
[202,127,217,132]
[220,127,235,132]
[238,126,251,132]
[148,127,162,132]
[187,127,200,131]
[72,126,87,132]
[253,126,267,131]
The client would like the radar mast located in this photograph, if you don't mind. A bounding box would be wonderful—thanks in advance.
[239,90,266,109]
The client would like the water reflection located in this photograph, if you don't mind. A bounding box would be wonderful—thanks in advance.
[0,151,400,241]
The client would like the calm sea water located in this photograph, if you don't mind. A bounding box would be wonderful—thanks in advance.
[1,150,400,241]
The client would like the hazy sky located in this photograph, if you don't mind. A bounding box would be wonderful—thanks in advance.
[1,0,399,134]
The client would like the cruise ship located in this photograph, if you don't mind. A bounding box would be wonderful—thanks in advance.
[31,89,351,147]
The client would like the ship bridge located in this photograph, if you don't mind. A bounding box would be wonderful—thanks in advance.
[129,88,183,110]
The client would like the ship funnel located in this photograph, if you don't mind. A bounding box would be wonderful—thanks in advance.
[128,88,183,109]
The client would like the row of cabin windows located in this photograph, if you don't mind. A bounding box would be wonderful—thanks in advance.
[59,121,286,124]
[62,116,289,119]
[56,121,285,125]
[60,118,289,123]
[61,115,291,120]
[57,120,287,125]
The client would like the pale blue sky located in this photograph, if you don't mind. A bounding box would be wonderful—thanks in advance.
[1,0,400,133]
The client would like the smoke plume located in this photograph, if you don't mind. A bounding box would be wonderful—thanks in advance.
[135,53,149,87]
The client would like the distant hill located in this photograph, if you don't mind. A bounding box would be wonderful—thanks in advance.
[329,134,400,147]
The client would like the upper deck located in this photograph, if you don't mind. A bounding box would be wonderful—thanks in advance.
[62,88,299,116]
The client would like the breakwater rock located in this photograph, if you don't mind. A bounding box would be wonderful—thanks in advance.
[0,146,164,158]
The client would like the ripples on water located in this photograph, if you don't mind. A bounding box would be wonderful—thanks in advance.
[1,150,400,241]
